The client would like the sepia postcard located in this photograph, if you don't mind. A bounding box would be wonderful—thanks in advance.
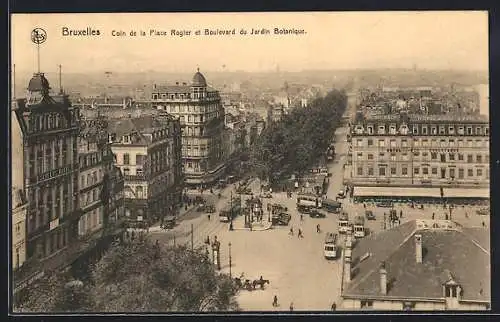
[9,11,490,313]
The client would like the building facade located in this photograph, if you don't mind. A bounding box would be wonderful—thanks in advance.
[12,188,27,271]
[77,116,115,237]
[349,112,489,190]
[14,73,81,262]
[150,70,226,186]
[107,114,182,225]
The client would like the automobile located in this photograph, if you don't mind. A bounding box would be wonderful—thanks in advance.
[270,203,288,214]
[272,212,291,226]
[309,209,327,218]
[162,216,176,229]
[376,201,394,208]
[365,210,376,220]
[260,193,273,199]
[337,190,346,199]
[476,207,490,216]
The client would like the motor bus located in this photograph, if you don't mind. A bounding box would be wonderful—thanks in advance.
[297,193,322,208]
[353,215,366,238]
[338,211,352,234]
[324,232,339,259]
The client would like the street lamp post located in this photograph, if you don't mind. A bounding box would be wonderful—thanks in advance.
[229,191,234,230]
[228,242,232,278]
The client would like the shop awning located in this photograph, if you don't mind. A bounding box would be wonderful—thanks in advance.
[443,188,490,199]
[353,186,441,198]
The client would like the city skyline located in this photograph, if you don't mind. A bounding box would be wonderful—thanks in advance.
[11,11,488,74]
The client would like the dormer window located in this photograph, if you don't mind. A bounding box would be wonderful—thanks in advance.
[476,127,481,135]
[400,125,408,135]
[422,126,428,135]
[152,94,158,100]
[389,125,396,135]
[431,126,437,135]
[378,125,386,135]
[355,125,364,134]
[413,126,419,135]
[467,127,473,135]
[439,126,445,135]
[367,126,374,134]
[458,126,465,135]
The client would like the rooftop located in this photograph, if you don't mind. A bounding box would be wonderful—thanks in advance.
[361,112,488,123]
[343,220,490,303]
[107,115,166,145]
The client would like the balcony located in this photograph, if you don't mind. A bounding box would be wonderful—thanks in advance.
[28,165,75,185]
[123,173,149,182]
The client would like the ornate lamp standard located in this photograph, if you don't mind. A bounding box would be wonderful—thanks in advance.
[229,191,234,231]
[228,242,232,278]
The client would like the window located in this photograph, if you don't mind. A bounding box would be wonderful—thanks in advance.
[440,139,447,147]
[477,169,483,177]
[123,168,130,176]
[378,139,385,147]
[458,126,464,135]
[390,140,396,147]
[368,154,374,160]
[136,186,144,198]
[378,125,386,135]
[449,168,455,179]
[441,154,446,162]
[390,153,396,161]
[400,125,408,135]
[458,154,464,161]
[136,154,145,165]
[379,167,386,176]
[123,153,130,165]
[485,127,489,135]
[476,127,481,135]
[368,168,374,176]
[468,169,473,177]
[449,153,455,161]
[357,139,363,147]
[367,139,373,146]
[414,167,420,175]
[391,167,396,175]
[402,167,408,175]
[357,167,363,176]
[458,168,464,179]
[467,127,472,135]
[413,126,419,134]
[422,139,429,147]
[431,126,437,135]
[379,152,385,158]
[401,140,408,147]
[361,300,374,309]
[357,152,363,160]
[467,155,473,163]
[402,153,409,161]
[432,167,437,175]
[367,126,373,134]
[389,126,396,135]
[477,155,482,163]
[423,168,428,175]
[439,126,445,135]
[448,126,455,135]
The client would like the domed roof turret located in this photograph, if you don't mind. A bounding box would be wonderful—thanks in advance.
[28,73,51,93]
[192,69,207,87]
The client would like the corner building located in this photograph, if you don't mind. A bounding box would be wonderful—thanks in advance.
[150,70,226,187]
[349,112,489,196]
[14,73,80,261]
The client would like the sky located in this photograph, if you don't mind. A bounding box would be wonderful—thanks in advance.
[11,11,488,74]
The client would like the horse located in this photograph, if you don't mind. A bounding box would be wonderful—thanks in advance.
[243,279,253,291]
[252,278,270,290]
[233,277,243,289]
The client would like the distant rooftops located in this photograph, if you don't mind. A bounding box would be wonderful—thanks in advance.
[360,111,488,123]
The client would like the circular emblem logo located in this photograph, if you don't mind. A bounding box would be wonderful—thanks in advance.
[31,28,47,45]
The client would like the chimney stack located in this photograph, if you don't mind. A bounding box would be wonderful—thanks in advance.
[380,263,387,295]
[415,234,423,263]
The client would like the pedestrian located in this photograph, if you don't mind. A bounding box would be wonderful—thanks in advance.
[300,214,304,221]
[465,212,469,219]
[273,295,278,307]
[316,224,321,233]
[400,210,403,218]
[289,302,294,311]
[482,221,486,227]
[210,188,213,194]
[331,302,337,311]
[208,214,211,221]
[432,212,435,220]
[289,227,294,236]
[445,214,449,220]
[298,229,303,238]
[363,203,366,209]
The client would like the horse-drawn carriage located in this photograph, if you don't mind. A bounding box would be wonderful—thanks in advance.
[233,274,270,292]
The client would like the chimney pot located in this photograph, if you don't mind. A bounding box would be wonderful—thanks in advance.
[415,233,423,263]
